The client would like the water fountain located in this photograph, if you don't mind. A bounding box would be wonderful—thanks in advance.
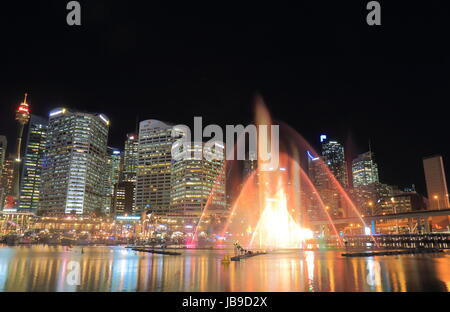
[191,96,369,249]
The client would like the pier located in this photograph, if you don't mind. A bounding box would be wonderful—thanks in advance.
[342,233,450,249]
[342,248,445,257]
[131,248,181,255]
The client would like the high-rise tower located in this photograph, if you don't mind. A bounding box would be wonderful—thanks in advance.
[321,135,348,188]
[4,94,30,209]
[136,120,175,214]
[40,108,109,215]
[170,142,226,218]
[122,133,138,182]
[352,151,379,187]
[18,115,48,212]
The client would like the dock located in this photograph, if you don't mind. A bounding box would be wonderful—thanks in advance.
[132,248,181,255]
[342,248,444,258]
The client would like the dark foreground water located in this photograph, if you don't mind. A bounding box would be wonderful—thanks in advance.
[0,245,449,291]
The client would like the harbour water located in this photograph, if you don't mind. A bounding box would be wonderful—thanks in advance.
[0,245,449,292]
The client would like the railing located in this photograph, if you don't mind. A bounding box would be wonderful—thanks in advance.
[342,233,450,249]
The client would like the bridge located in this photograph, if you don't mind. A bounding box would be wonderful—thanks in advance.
[310,208,450,233]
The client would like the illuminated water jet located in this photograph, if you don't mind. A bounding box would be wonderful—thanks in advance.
[192,95,367,249]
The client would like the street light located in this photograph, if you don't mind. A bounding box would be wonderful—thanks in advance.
[433,195,440,210]
[368,201,374,215]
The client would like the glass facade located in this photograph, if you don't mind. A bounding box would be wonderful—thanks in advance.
[136,120,175,214]
[122,133,138,183]
[352,151,379,187]
[103,147,122,214]
[40,108,109,215]
[321,137,348,188]
[18,115,48,212]
[170,142,226,218]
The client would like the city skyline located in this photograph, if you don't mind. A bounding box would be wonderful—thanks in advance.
[1,1,450,296]
[0,97,444,200]
[1,96,445,224]
[1,2,449,197]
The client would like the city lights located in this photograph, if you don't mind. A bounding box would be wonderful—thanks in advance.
[0,2,449,297]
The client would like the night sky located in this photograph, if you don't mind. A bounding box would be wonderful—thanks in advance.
[0,1,449,195]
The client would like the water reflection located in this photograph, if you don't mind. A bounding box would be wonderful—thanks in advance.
[0,246,449,292]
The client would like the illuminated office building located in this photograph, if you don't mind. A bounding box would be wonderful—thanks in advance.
[0,158,13,210]
[307,151,346,219]
[110,148,122,185]
[321,135,348,188]
[136,120,175,214]
[170,142,226,218]
[40,108,109,215]
[112,181,135,215]
[18,115,48,212]
[308,152,331,190]
[378,192,427,215]
[349,183,396,216]
[103,147,122,214]
[352,151,379,187]
[423,155,449,210]
[122,133,138,182]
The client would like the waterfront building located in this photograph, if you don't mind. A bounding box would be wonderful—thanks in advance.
[18,115,48,212]
[39,108,109,215]
[170,142,226,218]
[349,182,397,216]
[378,192,428,215]
[423,155,449,210]
[135,120,175,214]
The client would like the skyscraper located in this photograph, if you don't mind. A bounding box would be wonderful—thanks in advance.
[352,151,379,187]
[307,151,346,219]
[18,115,48,212]
[170,142,226,218]
[103,147,122,214]
[112,181,135,215]
[110,148,122,186]
[308,152,331,190]
[40,108,109,215]
[321,135,348,188]
[423,155,449,210]
[0,158,13,210]
[122,133,138,182]
[0,136,6,175]
[136,120,175,214]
